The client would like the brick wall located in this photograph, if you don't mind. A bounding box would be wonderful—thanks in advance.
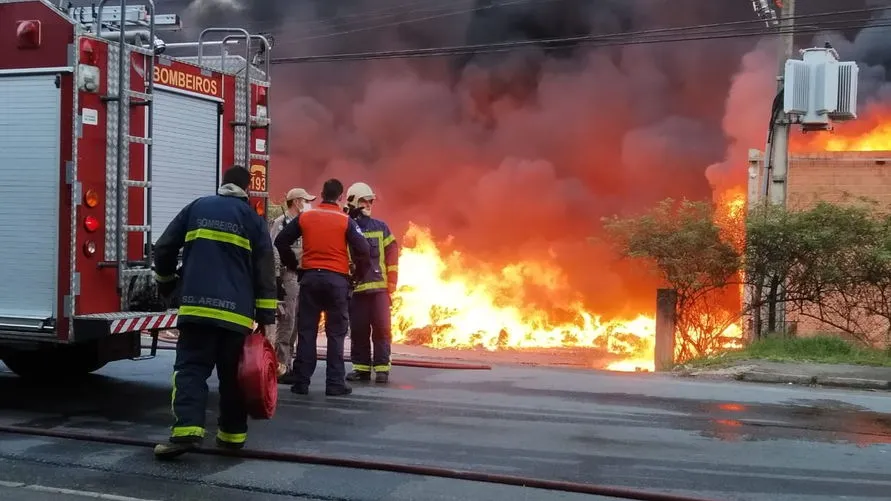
[749,151,891,346]
[787,152,891,210]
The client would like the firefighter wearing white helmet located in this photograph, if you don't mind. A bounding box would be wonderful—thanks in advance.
[344,181,399,384]
[346,182,375,216]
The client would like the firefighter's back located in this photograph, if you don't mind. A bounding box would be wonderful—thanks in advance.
[152,167,277,459]
[176,188,268,333]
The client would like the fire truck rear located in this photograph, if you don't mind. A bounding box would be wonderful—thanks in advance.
[0,0,272,379]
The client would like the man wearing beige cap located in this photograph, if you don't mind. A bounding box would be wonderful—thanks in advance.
[270,187,316,384]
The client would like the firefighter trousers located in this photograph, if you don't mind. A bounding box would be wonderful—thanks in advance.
[349,291,392,373]
[293,270,351,389]
[168,324,248,446]
[274,271,300,369]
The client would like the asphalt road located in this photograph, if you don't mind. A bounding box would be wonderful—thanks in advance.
[1,352,891,501]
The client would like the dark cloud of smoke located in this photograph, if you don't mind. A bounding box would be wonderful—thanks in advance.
[165,0,891,316]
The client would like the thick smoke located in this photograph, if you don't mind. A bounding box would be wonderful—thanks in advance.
[170,0,890,316]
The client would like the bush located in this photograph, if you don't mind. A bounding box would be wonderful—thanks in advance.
[606,196,891,361]
[745,200,891,344]
[603,198,741,361]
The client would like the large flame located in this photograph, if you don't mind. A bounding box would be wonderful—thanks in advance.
[390,188,746,372]
[381,108,891,370]
[391,224,658,371]
[794,106,891,152]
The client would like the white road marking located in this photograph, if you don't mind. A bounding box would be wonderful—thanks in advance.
[1,481,160,501]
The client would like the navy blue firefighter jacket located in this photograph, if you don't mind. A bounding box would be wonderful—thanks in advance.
[153,183,278,333]
[349,211,399,295]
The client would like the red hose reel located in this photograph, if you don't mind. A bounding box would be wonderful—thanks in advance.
[238,329,278,419]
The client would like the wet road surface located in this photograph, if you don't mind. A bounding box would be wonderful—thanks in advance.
[1,352,890,500]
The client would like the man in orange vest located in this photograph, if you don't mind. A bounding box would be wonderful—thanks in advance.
[274,179,371,396]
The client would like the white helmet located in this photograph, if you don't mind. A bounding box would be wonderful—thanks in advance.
[346,182,376,208]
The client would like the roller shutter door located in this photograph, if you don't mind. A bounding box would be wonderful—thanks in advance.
[151,90,219,242]
[0,74,61,323]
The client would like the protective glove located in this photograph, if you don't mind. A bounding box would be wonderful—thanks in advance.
[157,275,179,299]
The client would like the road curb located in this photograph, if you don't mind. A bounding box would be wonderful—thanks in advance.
[815,376,891,390]
[736,371,891,390]
[738,371,816,385]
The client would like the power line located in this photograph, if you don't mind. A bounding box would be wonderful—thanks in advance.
[286,0,541,44]
[271,0,462,37]
[269,6,890,64]
[269,21,890,64]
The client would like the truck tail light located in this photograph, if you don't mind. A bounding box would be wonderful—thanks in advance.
[83,215,99,233]
[254,200,265,217]
[83,188,99,208]
[83,241,97,257]
[256,86,268,118]
[16,20,41,49]
[79,39,96,65]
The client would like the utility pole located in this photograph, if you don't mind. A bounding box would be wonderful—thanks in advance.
[767,0,795,206]
[762,0,795,335]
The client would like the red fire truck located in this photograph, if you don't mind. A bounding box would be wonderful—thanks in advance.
[0,0,272,378]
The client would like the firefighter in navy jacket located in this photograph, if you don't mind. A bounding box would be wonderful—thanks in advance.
[344,182,399,384]
[274,178,372,396]
[152,166,277,460]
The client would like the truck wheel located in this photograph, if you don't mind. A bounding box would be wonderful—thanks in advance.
[2,346,107,380]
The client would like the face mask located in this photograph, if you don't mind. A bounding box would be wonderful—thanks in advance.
[303,203,312,211]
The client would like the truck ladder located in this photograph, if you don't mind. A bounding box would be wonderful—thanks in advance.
[218,33,272,192]
[92,0,159,307]
[170,30,271,198]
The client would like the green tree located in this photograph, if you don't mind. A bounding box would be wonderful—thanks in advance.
[744,201,881,340]
[603,198,741,361]
[848,212,891,347]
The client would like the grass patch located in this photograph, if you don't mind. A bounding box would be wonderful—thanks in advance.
[685,335,891,368]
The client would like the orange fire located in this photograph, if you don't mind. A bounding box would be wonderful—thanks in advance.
[794,106,891,152]
[390,188,746,372]
[390,224,658,371]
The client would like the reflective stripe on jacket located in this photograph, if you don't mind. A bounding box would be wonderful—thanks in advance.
[154,184,277,333]
[352,215,398,294]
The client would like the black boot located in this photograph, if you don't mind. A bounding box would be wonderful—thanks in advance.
[278,371,297,385]
[326,384,353,396]
[346,370,371,382]
[215,437,245,450]
[153,437,200,460]
[375,372,389,384]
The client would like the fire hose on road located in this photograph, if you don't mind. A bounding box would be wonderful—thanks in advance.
[143,342,493,371]
[0,425,719,501]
